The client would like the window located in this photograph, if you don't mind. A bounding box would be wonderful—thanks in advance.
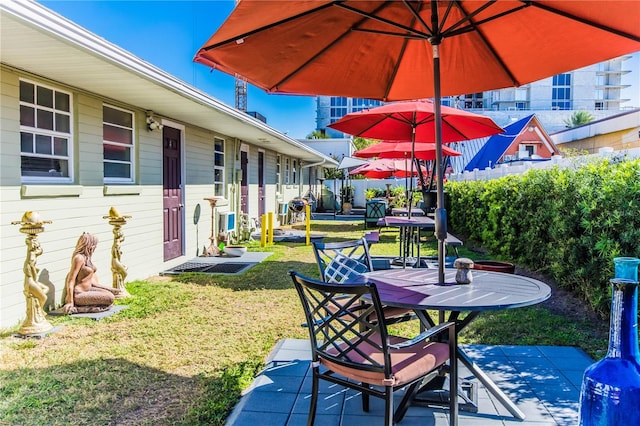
[330,96,348,120]
[276,154,281,193]
[103,105,134,182]
[214,138,225,196]
[520,144,536,157]
[19,79,72,180]
[552,73,572,110]
[284,157,290,184]
[292,160,298,184]
[351,98,383,112]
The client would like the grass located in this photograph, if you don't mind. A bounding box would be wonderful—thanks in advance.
[0,220,608,425]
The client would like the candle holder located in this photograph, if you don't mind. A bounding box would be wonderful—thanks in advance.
[11,211,54,336]
[103,207,131,298]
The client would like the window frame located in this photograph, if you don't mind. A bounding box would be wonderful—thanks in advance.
[292,159,298,185]
[103,104,135,183]
[213,137,225,197]
[19,78,73,183]
[276,154,282,193]
[284,157,291,185]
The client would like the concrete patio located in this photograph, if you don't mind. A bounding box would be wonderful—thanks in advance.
[226,338,593,426]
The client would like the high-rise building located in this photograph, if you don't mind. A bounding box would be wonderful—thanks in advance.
[316,52,640,137]
[316,97,384,138]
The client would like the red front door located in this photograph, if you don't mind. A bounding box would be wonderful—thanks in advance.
[163,126,183,261]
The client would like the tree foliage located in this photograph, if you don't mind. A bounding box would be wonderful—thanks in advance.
[447,158,640,317]
[564,111,595,128]
[353,137,379,151]
[306,130,330,139]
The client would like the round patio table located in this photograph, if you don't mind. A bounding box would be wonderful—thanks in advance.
[363,267,552,420]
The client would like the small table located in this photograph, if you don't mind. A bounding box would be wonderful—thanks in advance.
[377,216,435,267]
[391,207,425,217]
[363,268,552,420]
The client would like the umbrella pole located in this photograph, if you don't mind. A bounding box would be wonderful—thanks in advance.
[431,4,447,288]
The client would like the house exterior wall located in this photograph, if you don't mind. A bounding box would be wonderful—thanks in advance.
[556,129,640,154]
[0,66,298,329]
[551,110,640,154]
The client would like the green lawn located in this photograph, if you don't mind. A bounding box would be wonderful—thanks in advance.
[0,220,606,425]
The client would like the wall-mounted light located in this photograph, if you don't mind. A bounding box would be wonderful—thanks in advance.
[146,111,163,131]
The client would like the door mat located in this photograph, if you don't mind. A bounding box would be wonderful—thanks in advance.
[163,262,254,275]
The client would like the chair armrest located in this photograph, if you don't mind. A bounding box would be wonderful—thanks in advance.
[388,321,455,349]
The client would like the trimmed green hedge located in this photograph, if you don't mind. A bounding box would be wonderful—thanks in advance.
[446,158,640,317]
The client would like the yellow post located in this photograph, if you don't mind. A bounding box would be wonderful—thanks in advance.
[267,212,274,245]
[260,214,267,247]
[305,204,311,246]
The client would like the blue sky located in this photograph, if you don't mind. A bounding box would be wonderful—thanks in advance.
[39,1,318,139]
[37,1,640,137]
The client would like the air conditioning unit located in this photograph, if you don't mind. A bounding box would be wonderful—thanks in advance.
[503,155,515,162]
[218,211,236,234]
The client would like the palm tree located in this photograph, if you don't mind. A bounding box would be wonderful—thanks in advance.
[306,130,329,139]
[564,111,595,128]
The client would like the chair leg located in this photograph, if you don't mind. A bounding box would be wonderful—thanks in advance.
[394,381,420,423]
[308,368,319,426]
[361,383,370,412]
[449,328,459,426]
[385,386,393,426]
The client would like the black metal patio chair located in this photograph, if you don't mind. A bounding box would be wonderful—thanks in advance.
[312,238,413,324]
[289,271,458,426]
[365,200,387,229]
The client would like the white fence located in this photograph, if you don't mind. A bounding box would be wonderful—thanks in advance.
[323,147,640,207]
[323,177,420,208]
[448,147,640,182]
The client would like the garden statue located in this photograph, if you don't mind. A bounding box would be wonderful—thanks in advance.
[62,233,122,314]
[453,258,474,285]
[103,207,131,298]
[11,211,54,335]
[238,213,255,243]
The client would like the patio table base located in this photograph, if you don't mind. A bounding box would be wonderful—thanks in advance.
[413,374,479,413]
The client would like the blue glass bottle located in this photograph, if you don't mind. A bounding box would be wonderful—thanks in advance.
[578,257,640,425]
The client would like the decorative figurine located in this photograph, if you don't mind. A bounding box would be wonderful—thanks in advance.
[11,211,54,335]
[453,257,474,285]
[103,207,131,298]
[62,233,122,314]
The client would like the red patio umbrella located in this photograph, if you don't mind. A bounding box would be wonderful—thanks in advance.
[333,101,498,219]
[349,158,419,179]
[194,0,640,291]
[354,141,462,161]
[330,99,503,144]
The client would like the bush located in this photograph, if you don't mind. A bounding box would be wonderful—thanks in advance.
[447,158,640,317]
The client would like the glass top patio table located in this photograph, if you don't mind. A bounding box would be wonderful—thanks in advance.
[362,268,552,420]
